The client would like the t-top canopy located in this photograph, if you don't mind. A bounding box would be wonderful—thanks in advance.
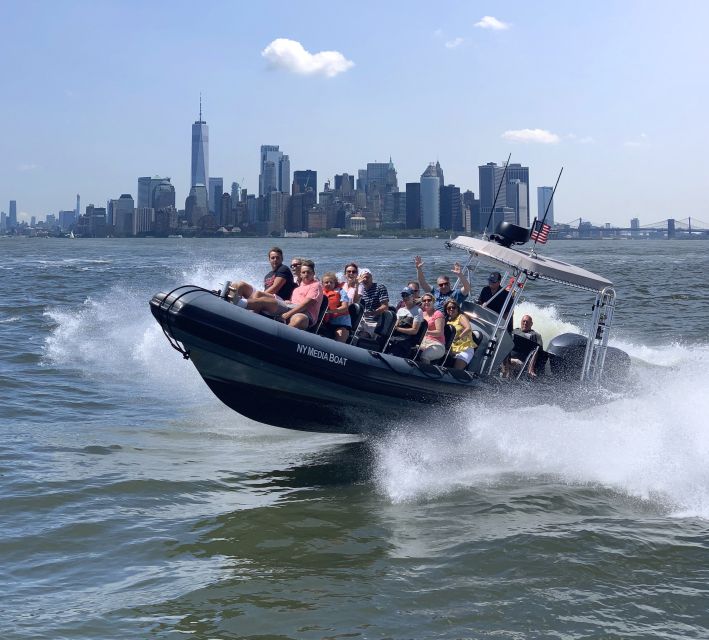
[448,236,613,292]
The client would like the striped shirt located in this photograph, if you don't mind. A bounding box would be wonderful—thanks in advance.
[359,282,389,320]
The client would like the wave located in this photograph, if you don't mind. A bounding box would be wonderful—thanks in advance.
[373,342,709,518]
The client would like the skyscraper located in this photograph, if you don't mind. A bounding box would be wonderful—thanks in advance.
[365,160,398,196]
[209,177,223,218]
[439,184,462,231]
[479,162,507,218]
[479,161,529,231]
[75,194,80,221]
[152,181,176,211]
[138,176,173,210]
[537,186,555,225]
[507,179,529,227]
[506,163,530,226]
[405,182,421,229]
[292,170,317,195]
[335,173,355,192]
[420,163,440,229]
[9,200,17,228]
[191,98,209,197]
[259,145,289,195]
[435,160,445,187]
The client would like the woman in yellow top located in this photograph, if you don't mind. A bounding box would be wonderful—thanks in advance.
[444,299,478,369]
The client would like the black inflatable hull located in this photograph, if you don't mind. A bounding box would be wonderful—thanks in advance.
[150,288,488,434]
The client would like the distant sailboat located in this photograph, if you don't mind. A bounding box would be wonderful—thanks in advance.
[69,231,75,239]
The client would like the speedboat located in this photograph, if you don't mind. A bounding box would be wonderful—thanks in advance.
[149,224,630,434]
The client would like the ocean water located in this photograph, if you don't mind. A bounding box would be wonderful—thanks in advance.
[1,237,708,639]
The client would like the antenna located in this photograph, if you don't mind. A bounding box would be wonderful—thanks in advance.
[199,93,202,121]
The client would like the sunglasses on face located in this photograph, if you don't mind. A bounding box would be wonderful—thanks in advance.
[346,270,357,274]
[437,282,450,288]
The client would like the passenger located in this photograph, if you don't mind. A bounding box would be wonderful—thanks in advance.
[342,262,361,305]
[282,260,323,329]
[388,287,424,357]
[418,293,446,363]
[321,271,351,343]
[511,314,544,377]
[414,255,470,312]
[290,256,307,285]
[444,299,478,370]
[226,246,295,302]
[357,268,389,337]
[227,259,322,330]
[263,246,296,299]
[395,281,421,310]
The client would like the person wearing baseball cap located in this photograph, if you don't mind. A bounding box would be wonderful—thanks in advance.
[477,272,508,314]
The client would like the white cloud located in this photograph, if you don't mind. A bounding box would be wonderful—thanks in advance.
[18,163,39,171]
[475,16,510,30]
[433,28,443,37]
[445,37,465,49]
[623,133,649,147]
[261,38,354,78]
[566,133,595,144]
[502,129,560,144]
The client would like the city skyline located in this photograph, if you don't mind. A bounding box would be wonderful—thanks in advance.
[2,2,709,226]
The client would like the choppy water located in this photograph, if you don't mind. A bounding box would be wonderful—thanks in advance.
[1,237,708,639]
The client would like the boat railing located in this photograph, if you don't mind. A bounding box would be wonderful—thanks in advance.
[580,287,617,382]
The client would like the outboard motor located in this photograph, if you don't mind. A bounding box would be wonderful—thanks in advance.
[547,332,631,381]
[490,222,530,248]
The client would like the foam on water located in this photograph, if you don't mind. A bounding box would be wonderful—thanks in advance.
[373,317,709,518]
[43,262,709,518]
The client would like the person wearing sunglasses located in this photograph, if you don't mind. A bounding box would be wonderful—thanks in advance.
[444,299,478,369]
[414,255,470,312]
[395,281,421,310]
[388,287,424,357]
[418,294,445,363]
[342,262,361,305]
[290,257,307,285]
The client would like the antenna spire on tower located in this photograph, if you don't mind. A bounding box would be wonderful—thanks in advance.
[199,93,202,121]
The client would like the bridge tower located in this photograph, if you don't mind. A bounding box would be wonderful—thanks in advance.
[667,218,675,239]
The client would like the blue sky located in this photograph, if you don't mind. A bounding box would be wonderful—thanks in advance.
[1,0,708,226]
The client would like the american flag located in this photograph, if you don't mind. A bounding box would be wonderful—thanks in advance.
[530,220,551,244]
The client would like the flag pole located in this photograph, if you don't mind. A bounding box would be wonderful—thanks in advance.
[532,167,563,250]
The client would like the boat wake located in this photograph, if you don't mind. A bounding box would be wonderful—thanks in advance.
[372,336,709,518]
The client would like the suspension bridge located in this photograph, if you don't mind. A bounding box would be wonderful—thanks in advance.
[555,217,709,239]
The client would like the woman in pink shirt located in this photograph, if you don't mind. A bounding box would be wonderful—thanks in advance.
[419,293,445,363]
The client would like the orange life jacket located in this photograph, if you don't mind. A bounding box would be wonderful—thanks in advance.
[323,288,348,320]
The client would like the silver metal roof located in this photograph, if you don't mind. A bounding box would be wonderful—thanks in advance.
[448,236,613,292]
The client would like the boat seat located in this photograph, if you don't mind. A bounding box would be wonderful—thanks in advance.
[354,310,396,352]
[346,303,365,344]
[307,297,330,334]
[431,323,456,365]
[386,319,428,359]
[510,333,548,377]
